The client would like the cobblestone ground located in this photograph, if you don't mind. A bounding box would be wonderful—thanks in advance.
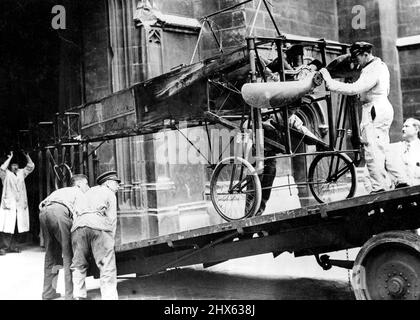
[0,244,358,300]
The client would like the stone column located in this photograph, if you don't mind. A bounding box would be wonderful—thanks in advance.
[108,0,156,245]
[138,20,180,237]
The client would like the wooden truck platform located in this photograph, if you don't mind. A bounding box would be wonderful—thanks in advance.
[115,185,420,279]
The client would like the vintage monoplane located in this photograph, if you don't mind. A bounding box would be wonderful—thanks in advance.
[30,0,420,300]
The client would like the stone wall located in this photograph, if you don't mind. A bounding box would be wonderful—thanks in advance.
[399,46,420,119]
[246,0,339,40]
[398,0,420,37]
[398,0,420,120]
[192,0,339,58]
[81,0,112,101]
[155,0,195,16]
[57,0,83,111]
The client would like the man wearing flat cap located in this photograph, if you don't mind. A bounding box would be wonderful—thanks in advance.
[320,41,410,193]
[70,170,121,300]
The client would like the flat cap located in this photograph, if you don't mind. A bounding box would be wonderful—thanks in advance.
[308,58,323,71]
[96,170,121,185]
[350,41,373,57]
[286,44,304,57]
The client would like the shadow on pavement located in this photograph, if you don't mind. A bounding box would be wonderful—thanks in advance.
[89,268,355,300]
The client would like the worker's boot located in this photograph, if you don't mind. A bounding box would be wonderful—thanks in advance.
[395,182,410,189]
[43,292,62,300]
[369,189,385,194]
[4,234,20,253]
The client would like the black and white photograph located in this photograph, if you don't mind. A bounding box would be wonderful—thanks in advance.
[0,0,420,304]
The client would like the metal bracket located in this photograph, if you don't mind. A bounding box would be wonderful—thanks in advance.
[319,205,328,219]
[315,254,332,270]
[152,231,239,275]
[306,204,329,219]
[236,226,245,235]
[315,254,354,271]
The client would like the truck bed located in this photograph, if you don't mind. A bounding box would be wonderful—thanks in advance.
[115,185,420,276]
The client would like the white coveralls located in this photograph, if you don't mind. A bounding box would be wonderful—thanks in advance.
[322,58,409,192]
[389,139,420,186]
[402,139,420,185]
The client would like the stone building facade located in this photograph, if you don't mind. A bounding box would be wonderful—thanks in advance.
[50,0,420,244]
[397,0,420,120]
[337,0,420,141]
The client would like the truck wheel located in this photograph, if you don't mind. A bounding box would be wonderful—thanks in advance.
[352,231,420,300]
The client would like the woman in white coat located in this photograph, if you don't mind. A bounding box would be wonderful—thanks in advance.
[0,151,35,254]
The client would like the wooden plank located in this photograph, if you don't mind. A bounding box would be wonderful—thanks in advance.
[61,146,66,167]
[82,113,137,141]
[133,46,248,104]
[137,80,209,129]
[322,185,420,214]
[54,148,59,190]
[70,145,75,172]
[116,221,351,276]
[76,47,250,141]
[45,149,51,195]
[79,144,84,174]
[38,150,44,202]
[87,144,95,187]
[116,204,330,253]
[116,185,420,253]
[115,195,420,276]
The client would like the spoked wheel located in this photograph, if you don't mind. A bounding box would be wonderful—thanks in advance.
[354,244,420,300]
[308,152,356,203]
[210,157,262,222]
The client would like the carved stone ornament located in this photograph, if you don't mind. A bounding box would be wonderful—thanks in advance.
[134,0,200,31]
[147,28,161,44]
[134,0,158,28]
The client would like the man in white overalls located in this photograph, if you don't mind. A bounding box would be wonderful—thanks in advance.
[320,42,410,193]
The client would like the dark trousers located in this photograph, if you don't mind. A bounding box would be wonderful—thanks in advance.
[259,157,277,214]
[245,156,277,216]
[0,224,19,250]
[257,122,279,215]
[39,203,73,300]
